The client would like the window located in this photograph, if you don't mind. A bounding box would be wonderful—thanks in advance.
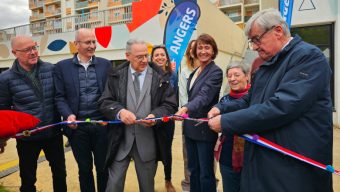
[291,24,335,108]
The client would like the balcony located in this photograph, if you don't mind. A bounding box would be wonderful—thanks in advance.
[45,8,62,18]
[244,0,259,4]
[30,13,45,22]
[45,0,61,6]
[218,0,243,7]
[29,0,44,10]
[45,19,62,34]
[107,4,133,24]
[0,4,134,42]
[75,0,98,10]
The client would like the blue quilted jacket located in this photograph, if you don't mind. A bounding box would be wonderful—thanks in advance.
[0,59,61,140]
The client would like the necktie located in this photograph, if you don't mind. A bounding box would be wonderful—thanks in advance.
[133,72,141,100]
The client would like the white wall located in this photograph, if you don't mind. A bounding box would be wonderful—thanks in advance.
[291,0,337,26]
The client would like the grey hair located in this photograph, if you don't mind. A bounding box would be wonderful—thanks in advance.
[244,8,291,37]
[126,38,146,53]
[226,61,250,75]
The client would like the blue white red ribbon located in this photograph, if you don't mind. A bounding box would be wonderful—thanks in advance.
[14,114,340,176]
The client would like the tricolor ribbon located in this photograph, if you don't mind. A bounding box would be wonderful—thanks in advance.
[14,116,173,138]
[12,114,340,176]
[174,115,340,176]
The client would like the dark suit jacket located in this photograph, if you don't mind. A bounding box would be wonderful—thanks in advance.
[183,61,223,142]
[54,54,112,120]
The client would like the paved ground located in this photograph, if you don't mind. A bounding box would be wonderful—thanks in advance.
[0,124,339,192]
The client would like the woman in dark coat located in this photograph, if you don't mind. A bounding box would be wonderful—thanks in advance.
[175,34,223,192]
[150,45,176,192]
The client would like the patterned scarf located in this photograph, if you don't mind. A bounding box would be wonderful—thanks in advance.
[215,84,250,172]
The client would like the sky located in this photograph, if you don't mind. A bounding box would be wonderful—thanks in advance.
[0,0,31,29]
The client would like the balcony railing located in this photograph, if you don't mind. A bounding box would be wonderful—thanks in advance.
[30,13,45,21]
[0,4,134,42]
[107,5,132,24]
[218,0,243,7]
[45,0,61,5]
[45,8,62,17]
[75,1,89,9]
[244,0,259,5]
[30,0,44,9]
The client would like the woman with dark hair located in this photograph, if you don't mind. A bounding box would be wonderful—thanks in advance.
[175,34,223,192]
[150,45,176,192]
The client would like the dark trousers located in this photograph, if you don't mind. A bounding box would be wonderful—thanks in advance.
[185,136,216,192]
[69,124,108,192]
[155,121,175,181]
[162,121,175,181]
[16,134,67,192]
[220,164,241,192]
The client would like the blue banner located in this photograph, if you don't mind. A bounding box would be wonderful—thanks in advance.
[163,0,200,72]
[279,0,294,29]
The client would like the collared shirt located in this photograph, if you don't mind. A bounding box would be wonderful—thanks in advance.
[282,37,294,50]
[116,65,147,120]
[77,55,93,70]
[129,65,147,90]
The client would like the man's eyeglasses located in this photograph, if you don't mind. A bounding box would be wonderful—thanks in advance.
[16,45,39,54]
[77,40,96,45]
[248,26,276,49]
[134,54,149,62]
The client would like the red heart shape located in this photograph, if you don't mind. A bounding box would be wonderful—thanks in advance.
[95,26,112,48]
[126,0,162,32]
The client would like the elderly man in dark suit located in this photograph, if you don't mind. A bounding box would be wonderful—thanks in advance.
[99,38,177,192]
[54,28,112,192]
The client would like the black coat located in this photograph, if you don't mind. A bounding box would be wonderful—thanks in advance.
[216,36,333,192]
[99,62,178,168]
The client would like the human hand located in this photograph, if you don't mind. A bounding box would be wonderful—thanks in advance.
[208,115,222,133]
[173,107,188,121]
[170,61,176,72]
[67,114,78,129]
[207,107,220,119]
[139,114,156,127]
[0,138,8,154]
[119,109,137,125]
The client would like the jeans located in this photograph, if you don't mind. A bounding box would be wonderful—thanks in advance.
[220,164,241,192]
[69,124,108,192]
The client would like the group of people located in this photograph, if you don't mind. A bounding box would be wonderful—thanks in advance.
[0,8,334,192]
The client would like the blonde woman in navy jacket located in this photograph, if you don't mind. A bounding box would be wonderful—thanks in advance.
[175,34,223,192]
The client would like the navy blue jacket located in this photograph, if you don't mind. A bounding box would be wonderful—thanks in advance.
[54,55,112,120]
[183,61,223,142]
[216,36,333,192]
[0,59,61,140]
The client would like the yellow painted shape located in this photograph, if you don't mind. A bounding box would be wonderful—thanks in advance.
[69,41,77,54]
[0,152,45,172]
[146,42,153,55]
